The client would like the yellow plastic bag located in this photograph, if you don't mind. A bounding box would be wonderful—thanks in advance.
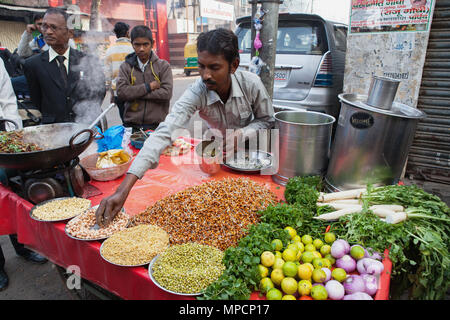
[96,149,131,169]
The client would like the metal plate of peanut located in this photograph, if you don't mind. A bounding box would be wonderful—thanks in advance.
[65,206,129,241]
[30,197,92,222]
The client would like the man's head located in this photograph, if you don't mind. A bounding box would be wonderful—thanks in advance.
[130,25,153,64]
[42,8,73,52]
[32,13,44,34]
[196,28,240,93]
[114,22,130,39]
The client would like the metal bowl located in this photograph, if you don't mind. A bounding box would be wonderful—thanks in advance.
[194,140,222,175]
[148,255,202,296]
[64,206,129,242]
[29,197,92,223]
[223,150,273,174]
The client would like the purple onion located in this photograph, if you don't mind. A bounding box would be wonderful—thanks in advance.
[336,255,356,273]
[361,274,379,296]
[325,280,345,300]
[343,292,373,300]
[331,240,347,259]
[322,268,332,282]
[343,275,366,295]
[364,247,382,261]
[356,258,384,275]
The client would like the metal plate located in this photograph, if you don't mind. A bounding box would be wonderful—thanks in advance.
[99,240,153,268]
[148,255,202,296]
[222,150,273,174]
[29,197,91,223]
[64,206,128,242]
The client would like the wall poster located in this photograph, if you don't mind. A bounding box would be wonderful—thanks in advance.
[350,0,434,34]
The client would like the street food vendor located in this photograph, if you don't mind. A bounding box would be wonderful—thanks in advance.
[96,28,275,226]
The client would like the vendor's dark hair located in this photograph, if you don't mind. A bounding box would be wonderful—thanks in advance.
[44,7,69,23]
[130,25,153,43]
[197,28,239,64]
[114,22,130,38]
[33,13,44,22]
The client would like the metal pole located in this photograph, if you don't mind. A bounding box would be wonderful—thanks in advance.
[257,0,282,99]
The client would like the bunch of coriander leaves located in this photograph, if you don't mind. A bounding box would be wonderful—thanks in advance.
[199,176,327,300]
[328,184,450,300]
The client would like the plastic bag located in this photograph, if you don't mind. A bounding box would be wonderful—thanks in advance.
[96,149,131,169]
[97,125,125,153]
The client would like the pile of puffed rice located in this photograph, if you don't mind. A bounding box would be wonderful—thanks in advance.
[31,197,91,221]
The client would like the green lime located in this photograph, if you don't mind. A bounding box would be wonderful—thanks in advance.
[313,239,324,250]
[324,232,336,244]
[301,251,315,264]
[320,244,331,256]
[281,277,298,295]
[258,264,269,278]
[281,294,296,300]
[259,277,274,293]
[312,269,327,283]
[271,239,283,251]
[324,254,336,266]
[282,248,297,262]
[301,234,313,245]
[266,288,283,300]
[350,245,365,260]
[331,267,347,282]
[282,261,298,277]
[312,258,325,269]
[311,285,328,300]
[304,243,316,252]
[260,251,275,267]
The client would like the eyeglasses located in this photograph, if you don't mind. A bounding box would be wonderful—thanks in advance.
[41,23,68,32]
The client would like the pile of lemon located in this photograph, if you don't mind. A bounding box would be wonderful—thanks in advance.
[259,227,347,300]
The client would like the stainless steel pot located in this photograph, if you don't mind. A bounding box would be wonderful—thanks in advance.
[325,93,426,191]
[272,111,335,185]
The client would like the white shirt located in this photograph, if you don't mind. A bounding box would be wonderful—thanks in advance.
[0,59,22,131]
[48,46,70,73]
[137,56,149,73]
[128,70,275,179]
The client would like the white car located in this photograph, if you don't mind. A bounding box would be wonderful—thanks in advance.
[236,13,348,120]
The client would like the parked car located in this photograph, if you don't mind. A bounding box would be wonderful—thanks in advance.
[235,13,348,120]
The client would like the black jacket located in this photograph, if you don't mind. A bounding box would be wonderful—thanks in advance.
[24,48,106,124]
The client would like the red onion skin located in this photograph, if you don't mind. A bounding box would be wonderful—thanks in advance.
[343,275,366,295]
[336,255,356,273]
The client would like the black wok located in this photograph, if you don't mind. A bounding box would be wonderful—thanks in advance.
[0,121,95,171]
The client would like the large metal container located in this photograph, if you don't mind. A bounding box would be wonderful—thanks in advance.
[325,93,426,191]
[272,111,335,185]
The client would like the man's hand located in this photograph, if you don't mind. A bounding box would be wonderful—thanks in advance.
[26,24,37,34]
[150,81,160,91]
[95,173,138,226]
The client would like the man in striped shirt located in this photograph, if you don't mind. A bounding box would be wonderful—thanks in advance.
[104,22,134,121]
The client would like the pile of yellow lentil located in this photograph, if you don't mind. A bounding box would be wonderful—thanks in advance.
[130,178,279,251]
[100,225,169,266]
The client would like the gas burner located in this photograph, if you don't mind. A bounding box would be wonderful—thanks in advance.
[7,157,89,204]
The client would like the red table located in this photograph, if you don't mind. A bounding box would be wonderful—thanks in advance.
[0,143,391,300]
[0,144,285,300]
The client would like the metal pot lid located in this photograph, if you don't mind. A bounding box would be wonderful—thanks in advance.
[339,93,426,119]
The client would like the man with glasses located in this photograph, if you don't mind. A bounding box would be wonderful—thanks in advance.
[24,8,106,124]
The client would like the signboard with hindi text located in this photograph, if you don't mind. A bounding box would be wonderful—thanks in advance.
[200,0,234,22]
[350,0,434,34]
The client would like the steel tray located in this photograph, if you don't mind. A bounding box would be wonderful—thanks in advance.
[148,255,202,296]
[29,197,91,223]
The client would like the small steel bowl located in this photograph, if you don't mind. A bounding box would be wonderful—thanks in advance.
[195,140,222,175]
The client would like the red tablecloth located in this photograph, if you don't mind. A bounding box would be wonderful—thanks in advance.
[0,143,391,300]
[0,144,285,300]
